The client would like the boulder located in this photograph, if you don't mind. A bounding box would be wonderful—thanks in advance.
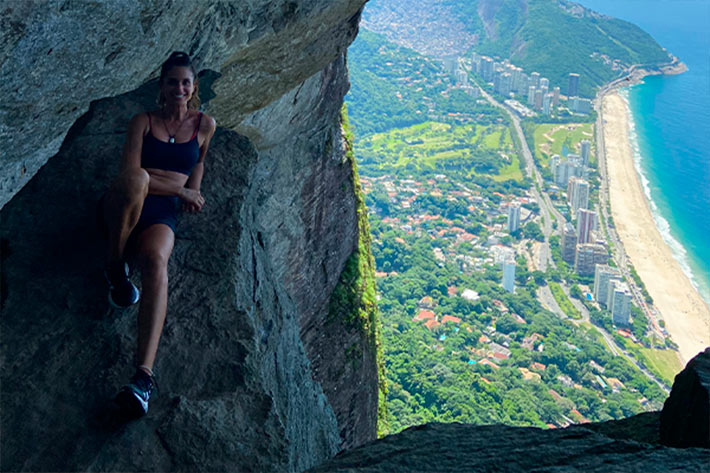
[308,420,710,473]
[660,347,710,448]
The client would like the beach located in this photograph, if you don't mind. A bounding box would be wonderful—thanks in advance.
[601,92,710,364]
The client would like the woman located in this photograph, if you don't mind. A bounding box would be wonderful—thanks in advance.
[102,51,216,417]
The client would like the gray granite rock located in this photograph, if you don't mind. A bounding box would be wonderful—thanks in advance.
[1,45,376,473]
[660,347,710,448]
[308,420,710,473]
[1,0,366,209]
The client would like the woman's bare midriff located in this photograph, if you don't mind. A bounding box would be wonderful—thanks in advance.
[144,168,189,193]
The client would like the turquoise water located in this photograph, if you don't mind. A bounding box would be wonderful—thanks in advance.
[579,0,710,306]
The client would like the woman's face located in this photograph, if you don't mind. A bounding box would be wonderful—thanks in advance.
[161,66,195,106]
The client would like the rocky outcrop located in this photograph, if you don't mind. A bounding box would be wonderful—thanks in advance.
[1,0,366,208]
[661,348,710,448]
[310,351,710,472]
[308,418,710,472]
[1,1,379,472]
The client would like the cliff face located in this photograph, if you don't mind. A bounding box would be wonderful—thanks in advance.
[0,1,378,472]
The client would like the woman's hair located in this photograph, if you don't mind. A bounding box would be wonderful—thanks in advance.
[158,51,200,110]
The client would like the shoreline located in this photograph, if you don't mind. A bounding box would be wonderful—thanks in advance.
[599,90,710,364]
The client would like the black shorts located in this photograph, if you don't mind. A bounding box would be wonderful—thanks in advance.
[97,194,179,239]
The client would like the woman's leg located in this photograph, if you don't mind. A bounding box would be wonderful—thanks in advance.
[134,224,175,371]
[104,168,150,264]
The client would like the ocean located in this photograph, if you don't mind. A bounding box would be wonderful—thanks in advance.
[579,0,710,306]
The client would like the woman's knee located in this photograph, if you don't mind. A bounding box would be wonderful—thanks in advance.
[139,248,169,276]
[111,168,149,201]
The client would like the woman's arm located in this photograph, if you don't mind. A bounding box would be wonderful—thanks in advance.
[182,114,216,212]
[184,114,217,193]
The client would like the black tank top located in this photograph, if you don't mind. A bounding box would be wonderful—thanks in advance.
[141,112,201,175]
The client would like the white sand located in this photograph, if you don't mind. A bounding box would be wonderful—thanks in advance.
[602,92,710,364]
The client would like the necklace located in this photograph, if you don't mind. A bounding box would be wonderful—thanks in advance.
[162,111,189,144]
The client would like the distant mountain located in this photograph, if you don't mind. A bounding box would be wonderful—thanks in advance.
[362,0,673,98]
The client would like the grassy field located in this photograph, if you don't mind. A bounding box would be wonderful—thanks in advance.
[549,282,582,319]
[490,155,523,182]
[357,121,523,182]
[639,347,683,386]
[532,123,594,168]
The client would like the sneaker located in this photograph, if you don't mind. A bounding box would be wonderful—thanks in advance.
[104,261,139,308]
[115,368,155,418]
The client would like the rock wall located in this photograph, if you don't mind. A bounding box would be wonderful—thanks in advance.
[1,0,365,208]
[1,1,378,472]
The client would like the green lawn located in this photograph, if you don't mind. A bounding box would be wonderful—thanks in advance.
[639,347,682,386]
[357,121,523,182]
[549,282,582,319]
[489,156,523,182]
[532,123,594,168]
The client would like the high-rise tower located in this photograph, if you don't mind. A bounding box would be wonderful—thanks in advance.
[568,73,580,97]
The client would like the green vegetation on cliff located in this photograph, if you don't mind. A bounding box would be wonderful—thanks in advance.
[333,105,388,436]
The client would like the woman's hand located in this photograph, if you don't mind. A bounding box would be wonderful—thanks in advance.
[178,187,205,212]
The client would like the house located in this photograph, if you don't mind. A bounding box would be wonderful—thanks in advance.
[461,289,480,301]
[418,296,435,309]
[519,368,541,381]
[589,360,605,373]
[424,319,440,331]
[447,286,458,296]
[490,352,509,361]
[479,359,500,370]
[557,375,573,387]
[605,377,626,392]
[531,362,546,371]
[491,299,509,313]
[548,389,563,402]
[441,315,462,324]
[570,409,590,424]
[488,342,511,358]
[478,334,491,344]
[413,310,436,322]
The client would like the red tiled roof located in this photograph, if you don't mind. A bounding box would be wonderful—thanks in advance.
[413,310,436,321]
[441,315,462,324]
[479,359,500,370]
[424,319,440,330]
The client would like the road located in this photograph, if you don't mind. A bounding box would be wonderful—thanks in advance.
[593,90,666,340]
[472,75,671,392]
[477,87,566,272]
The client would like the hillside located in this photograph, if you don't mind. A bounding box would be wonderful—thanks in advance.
[347,30,505,137]
[362,0,673,98]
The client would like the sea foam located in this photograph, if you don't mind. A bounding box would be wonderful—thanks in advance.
[618,88,707,304]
